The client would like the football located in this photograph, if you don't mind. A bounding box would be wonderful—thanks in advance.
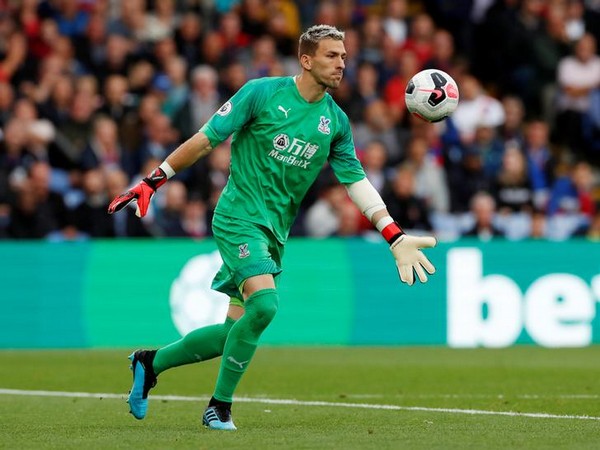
[405,69,459,122]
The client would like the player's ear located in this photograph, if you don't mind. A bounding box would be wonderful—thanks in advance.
[300,54,312,70]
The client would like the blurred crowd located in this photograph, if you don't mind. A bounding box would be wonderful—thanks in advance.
[1,0,600,241]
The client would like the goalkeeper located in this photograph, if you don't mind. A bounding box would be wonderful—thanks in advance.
[108,24,436,431]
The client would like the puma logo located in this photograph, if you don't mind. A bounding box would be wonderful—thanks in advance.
[227,356,249,369]
[278,105,291,118]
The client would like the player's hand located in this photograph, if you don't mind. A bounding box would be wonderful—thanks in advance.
[107,168,168,217]
[390,234,437,286]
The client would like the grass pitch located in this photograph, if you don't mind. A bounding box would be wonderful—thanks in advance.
[1,347,600,449]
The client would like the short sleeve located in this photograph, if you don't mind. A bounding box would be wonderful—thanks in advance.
[200,79,265,148]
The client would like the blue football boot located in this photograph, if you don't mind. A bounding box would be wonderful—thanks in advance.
[127,350,157,419]
[202,405,237,430]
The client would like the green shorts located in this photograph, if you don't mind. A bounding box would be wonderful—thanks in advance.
[211,213,284,302]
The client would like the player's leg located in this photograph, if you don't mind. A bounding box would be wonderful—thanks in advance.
[203,276,279,430]
[203,215,283,430]
[127,300,244,420]
[152,300,244,373]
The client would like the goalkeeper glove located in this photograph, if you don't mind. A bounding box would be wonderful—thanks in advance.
[381,220,437,286]
[107,167,168,217]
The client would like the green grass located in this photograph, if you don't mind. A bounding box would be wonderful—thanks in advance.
[1,347,600,449]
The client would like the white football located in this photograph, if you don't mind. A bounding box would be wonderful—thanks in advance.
[404,69,459,122]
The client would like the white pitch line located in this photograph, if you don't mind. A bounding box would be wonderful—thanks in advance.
[343,393,600,400]
[0,388,599,421]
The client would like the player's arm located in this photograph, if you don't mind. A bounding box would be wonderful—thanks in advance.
[108,131,212,217]
[346,177,437,286]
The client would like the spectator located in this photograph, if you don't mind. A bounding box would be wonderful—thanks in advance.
[583,208,600,240]
[52,0,90,38]
[463,190,504,240]
[80,115,134,176]
[96,33,134,86]
[67,168,113,237]
[1,119,31,196]
[106,0,145,40]
[200,30,228,69]
[173,65,221,141]
[143,0,180,43]
[382,163,432,232]
[0,24,27,83]
[491,142,534,215]
[138,112,179,166]
[382,0,409,46]
[530,208,548,239]
[187,143,231,202]
[359,14,385,66]
[155,180,189,237]
[245,35,282,80]
[181,197,209,238]
[240,0,269,39]
[160,56,190,119]
[127,59,155,100]
[353,99,403,165]
[383,49,419,127]
[38,74,75,127]
[8,161,68,239]
[547,160,596,219]
[499,95,526,146]
[304,180,362,238]
[581,87,600,161]
[216,11,252,62]
[174,12,204,69]
[450,74,505,146]
[423,28,457,75]
[554,33,600,156]
[346,62,379,123]
[400,12,435,69]
[0,81,15,127]
[466,124,506,180]
[361,140,391,194]
[523,120,558,210]
[264,0,302,57]
[447,143,492,214]
[75,11,109,73]
[220,61,248,98]
[405,136,450,214]
[54,91,98,168]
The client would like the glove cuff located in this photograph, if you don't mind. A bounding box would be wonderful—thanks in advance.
[381,221,404,244]
[143,167,168,191]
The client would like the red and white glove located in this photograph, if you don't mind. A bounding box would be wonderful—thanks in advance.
[107,167,168,217]
[381,220,437,286]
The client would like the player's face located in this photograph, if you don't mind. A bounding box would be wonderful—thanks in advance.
[309,39,346,89]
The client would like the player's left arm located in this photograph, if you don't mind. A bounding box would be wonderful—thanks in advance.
[328,108,436,285]
[346,177,437,286]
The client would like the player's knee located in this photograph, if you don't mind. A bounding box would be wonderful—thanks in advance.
[247,289,278,332]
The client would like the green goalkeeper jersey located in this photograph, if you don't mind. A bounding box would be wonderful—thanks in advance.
[200,76,366,243]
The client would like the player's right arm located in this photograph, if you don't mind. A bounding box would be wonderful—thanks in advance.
[108,79,267,218]
[107,131,213,217]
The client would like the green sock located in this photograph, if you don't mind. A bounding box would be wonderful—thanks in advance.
[213,289,279,402]
[152,317,236,375]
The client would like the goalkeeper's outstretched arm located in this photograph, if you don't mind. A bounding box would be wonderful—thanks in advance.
[346,177,437,286]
